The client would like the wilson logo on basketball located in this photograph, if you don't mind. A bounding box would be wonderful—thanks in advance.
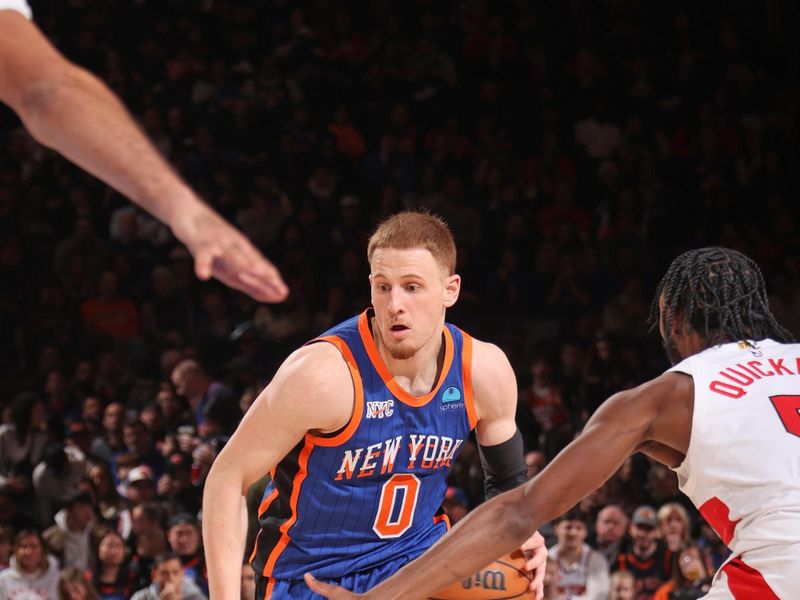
[366,400,394,419]
[462,569,507,591]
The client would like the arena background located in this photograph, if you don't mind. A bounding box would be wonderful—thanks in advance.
[1,0,800,597]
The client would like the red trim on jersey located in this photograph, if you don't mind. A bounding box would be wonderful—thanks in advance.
[306,335,365,447]
[722,557,779,599]
[358,310,454,407]
[261,442,314,577]
[698,496,741,546]
[459,329,478,430]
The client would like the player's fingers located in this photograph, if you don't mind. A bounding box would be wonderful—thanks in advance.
[527,559,546,600]
[236,265,289,303]
[210,238,289,302]
[193,246,215,280]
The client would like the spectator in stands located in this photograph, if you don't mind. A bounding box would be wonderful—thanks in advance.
[548,508,609,600]
[128,529,168,593]
[170,360,234,434]
[88,462,131,539]
[0,393,48,498]
[0,529,59,600]
[542,557,564,600]
[656,503,691,553]
[123,466,156,507]
[57,566,100,600]
[90,403,125,467]
[166,513,206,594]
[594,504,629,566]
[33,443,88,527]
[43,492,97,571]
[131,553,206,600]
[524,450,547,480]
[122,421,164,478]
[609,570,636,600]
[92,529,135,600]
[614,505,673,599]
[652,544,711,600]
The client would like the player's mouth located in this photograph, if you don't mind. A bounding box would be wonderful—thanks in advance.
[389,324,410,339]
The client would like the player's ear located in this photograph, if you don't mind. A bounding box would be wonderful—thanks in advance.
[443,274,460,307]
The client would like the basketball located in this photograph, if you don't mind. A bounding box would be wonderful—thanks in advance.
[428,550,533,600]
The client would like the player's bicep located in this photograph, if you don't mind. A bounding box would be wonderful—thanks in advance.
[472,340,519,446]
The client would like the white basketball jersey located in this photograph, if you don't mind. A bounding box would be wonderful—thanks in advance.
[0,0,31,18]
[669,339,800,558]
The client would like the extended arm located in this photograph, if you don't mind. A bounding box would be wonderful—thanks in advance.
[0,10,287,302]
[203,343,353,599]
[307,373,691,599]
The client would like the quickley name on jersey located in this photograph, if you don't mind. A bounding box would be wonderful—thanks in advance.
[250,310,477,581]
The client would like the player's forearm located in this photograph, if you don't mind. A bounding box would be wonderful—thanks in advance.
[364,486,537,600]
[203,464,250,600]
[15,63,203,228]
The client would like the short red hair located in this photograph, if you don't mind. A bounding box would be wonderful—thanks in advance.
[367,210,456,275]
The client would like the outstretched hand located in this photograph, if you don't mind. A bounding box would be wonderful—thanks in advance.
[304,573,363,599]
[171,202,289,303]
[521,530,547,600]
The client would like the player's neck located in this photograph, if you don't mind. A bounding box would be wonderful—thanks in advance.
[378,331,445,397]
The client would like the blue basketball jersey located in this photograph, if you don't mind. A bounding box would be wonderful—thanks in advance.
[250,309,477,582]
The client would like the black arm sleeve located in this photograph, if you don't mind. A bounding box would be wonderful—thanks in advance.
[477,428,527,499]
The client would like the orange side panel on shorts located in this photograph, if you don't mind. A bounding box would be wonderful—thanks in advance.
[262,443,314,577]
[459,330,478,430]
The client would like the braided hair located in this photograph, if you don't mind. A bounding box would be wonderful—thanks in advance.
[648,247,793,352]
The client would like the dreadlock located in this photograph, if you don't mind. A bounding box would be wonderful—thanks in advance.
[648,247,793,348]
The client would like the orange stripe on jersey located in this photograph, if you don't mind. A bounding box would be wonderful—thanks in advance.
[433,512,451,530]
[248,530,261,564]
[257,487,279,518]
[358,310,454,407]
[262,443,314,578]
[459,329,478,430]
[306,335,364,447]
[263,577,275,600]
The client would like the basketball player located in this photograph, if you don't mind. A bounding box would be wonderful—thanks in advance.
[203,212,547,598]
[309,247,799,599]
[0,1,287,302]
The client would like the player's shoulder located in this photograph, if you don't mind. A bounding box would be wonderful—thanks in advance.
[273,341,354,398]
[612,371,693,406]
[467,336,512,369]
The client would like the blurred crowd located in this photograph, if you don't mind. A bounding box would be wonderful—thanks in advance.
[1,0,799,598]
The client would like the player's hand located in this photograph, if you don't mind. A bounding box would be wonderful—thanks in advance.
[520,530,547,600]
[171,201,289,303]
